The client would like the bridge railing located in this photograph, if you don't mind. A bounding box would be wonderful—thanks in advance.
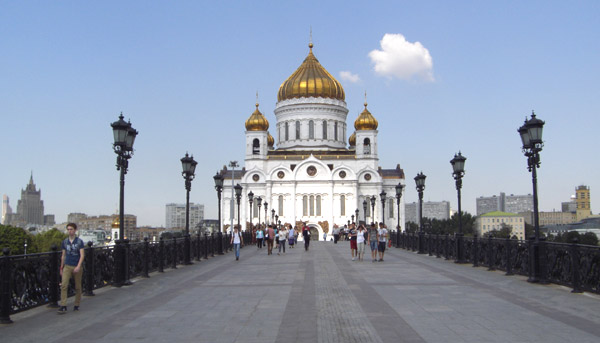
[0,232,232,324]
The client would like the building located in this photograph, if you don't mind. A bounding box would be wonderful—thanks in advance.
[476,192,533,215]
[4,174,55,228]
[217,42,406,238]
[67,212,137,240]
[519,211,577,227]
[476,211,525,240]
[575,185,592,221]
[543,217,600,240]
[405,201,451,224]
[165,203,204,229]
[1,195,12,224]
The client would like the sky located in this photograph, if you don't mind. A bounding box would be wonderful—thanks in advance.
[1,1,599,227]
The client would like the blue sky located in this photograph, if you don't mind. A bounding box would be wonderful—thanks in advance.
[1,1,599,227]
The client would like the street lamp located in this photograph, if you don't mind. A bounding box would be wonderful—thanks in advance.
[181,153,197,265]
[234,184,243,232]
[275,214,279,229]
[451,152,467,263]
[213,171,224,255]
[111,112,138,287]
[370,196,376,224]
[264,201,268,226]
[271,208,275,225]
[362,201,367,224]
[248,191,254,230]
[355,209,359,224]
[415,172,426,254]
[395,183,404,248]
[24,239,27,255]
[519,111,546,283]
[257,197,262,228]
[380,191,387,226]
[351,214,355,224]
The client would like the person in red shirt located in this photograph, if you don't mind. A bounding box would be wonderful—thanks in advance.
[302,222,311,251]
[266,225,275,255]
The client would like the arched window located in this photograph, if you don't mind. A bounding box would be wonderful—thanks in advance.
[303,195,308,216]
[365,200,371,218]
[278,195,284,216]
[309,120,314,139]
[253,138,260,155]
[295,121,300,139]
[334,122,338,141]
[322,121,327,139]
[285,122,289,141]
[309,195,315,216]
[364,138,371,155]
[340,195,345,216]
[316,195,321,216]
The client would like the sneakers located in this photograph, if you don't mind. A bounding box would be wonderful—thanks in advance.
[236,257,239,261]
[352,257,355,261]
[73,306,79,311]
[57,306,67,314]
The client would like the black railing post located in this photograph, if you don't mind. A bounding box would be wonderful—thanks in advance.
[196,232,201,262]
[571,239,583,293]
[473,234,479,267]
[428,234,433,256]
[539,238,549,284]
[444,234,450,260]
[218,231,224,255]
[505,237,514,276]
[211,233,215,257]
[48,244,60,307]
[487,235,495,271]
[84,242,95,296]
[435,235,441,258]
[172,237,178,269]
[142,238,149,278]
[204,233,209,260]
[113,241,124,287]
[123,239,132,286]
[158,237,164,273]
[0,248,13,324]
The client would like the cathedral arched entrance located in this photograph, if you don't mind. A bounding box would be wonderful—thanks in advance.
[299,223,323,241]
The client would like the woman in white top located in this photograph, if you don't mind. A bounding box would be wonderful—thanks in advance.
[278,226,288,255]
[230,226,243,261]
[356,225,367,261]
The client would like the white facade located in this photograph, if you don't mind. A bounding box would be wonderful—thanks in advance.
[218,44,405,240]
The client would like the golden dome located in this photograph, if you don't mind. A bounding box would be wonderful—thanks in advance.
[111,216,119,229]
[278,43,345,102]
[267,132,274,147]
[245,103,269,131]
[349,131,356,146]
[354,102,378,130]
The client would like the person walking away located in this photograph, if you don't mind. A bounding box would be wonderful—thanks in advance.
[333,225,340,244]
[256,225,264,249]
[267,225,275,255]
[230,225,243,260]
[302,223,311,251]
[288,225,295,248]
[368,222,379,262]
[349,223,357,261]
[378,223,389,262]
[278,225,288,255]
[58,223,85,314]
[356,224,367,261]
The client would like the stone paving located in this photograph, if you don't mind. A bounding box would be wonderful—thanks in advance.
[3,241,600,343]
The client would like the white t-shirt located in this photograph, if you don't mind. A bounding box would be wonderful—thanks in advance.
[232,232,241,244]
[279,229,287,241]
[378,228,388,242]
[357,230,366,244]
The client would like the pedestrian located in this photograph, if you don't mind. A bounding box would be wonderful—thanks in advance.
[256,225,264,249]
[368,222,379,262]
[323,232,327,241]
[58,223,85,314]
[267,225,275,255]
[356,224,367,261]
[378,223,389,262]
[230,225,243,261]
[288,225,295,248]
[349,223,357,260]
[302,222,311,251]
[278,225,288,255]
[333,225,340,244]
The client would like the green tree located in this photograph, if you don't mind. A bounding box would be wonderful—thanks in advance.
[405,221,418,233]
[0,225,34,255]
[34,228,68,252]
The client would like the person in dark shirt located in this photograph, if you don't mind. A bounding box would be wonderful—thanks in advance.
[349,223,357,261]
[58,223,85,314]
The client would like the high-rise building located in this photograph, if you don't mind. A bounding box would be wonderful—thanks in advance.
[575,185,592,221]
[405,201,451,224]
[562,195,577,213]
[16,174,45,225]
[165,203,204,229]
[476,192,533,215]
[1,195,12,225]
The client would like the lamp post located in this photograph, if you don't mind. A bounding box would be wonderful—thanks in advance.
[362,201,367,224]
[415,172,426,254]
[213,171,224,255]
[451,152,467,263]
[181,153,197,265]
[518,112,546,283]
[275,214,279,229]
[111,112,138,287]
[24,239,27,255]
[264,201,268,226]
[271,209,275,226]
[234,184,243,232]
[395,183,404,248]
[355,209,359,224]
[380,191,387,226]
[370,196,376,224]
[351,214,355,224]
[257,197,262,228]
[248,191,254,230]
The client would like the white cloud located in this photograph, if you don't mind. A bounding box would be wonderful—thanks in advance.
[368,33,434,81]
[339,71,361,83]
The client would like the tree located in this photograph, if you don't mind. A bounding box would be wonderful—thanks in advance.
[405,221,418,234]
[34,228,67,252]
[0,225,34,255]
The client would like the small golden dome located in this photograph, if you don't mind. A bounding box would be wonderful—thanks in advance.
[111,216,119,229]
[245,103,269,131]
[354,102,378,130]
[278,43,345,102]
[267,132,274,147]
[349,131,356,146]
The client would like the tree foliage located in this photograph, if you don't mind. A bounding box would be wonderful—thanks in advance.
[549,231,599,246]
[0,225,34,255]
[405,212,476,236]
[34,228,67,252]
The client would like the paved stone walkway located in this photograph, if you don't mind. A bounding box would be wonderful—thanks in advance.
[3,241,600,343]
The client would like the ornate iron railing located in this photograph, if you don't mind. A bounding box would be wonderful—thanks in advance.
[0,233,232,324]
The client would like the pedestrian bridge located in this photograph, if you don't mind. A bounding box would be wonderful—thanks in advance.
[3,241,600,343]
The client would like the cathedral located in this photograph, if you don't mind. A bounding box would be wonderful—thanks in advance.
[219,43,405,239]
